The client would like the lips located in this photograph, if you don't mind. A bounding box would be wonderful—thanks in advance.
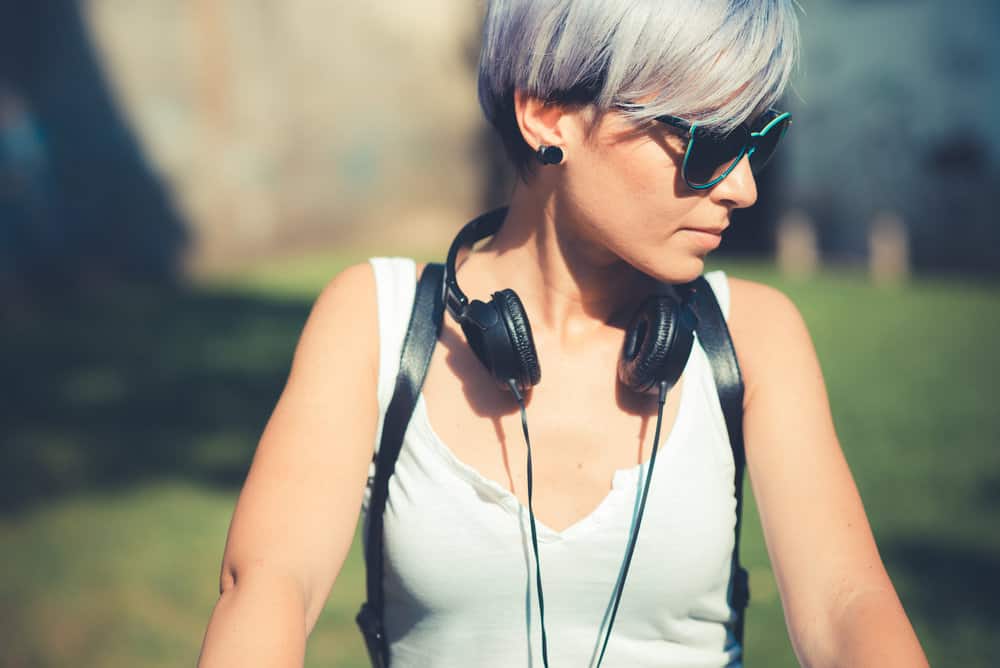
[682,225,728,235]
[682,226,726,250]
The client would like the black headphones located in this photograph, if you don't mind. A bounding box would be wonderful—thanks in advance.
[444,207,700,396]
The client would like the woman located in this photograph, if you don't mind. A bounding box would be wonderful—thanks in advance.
[199,1,928,666]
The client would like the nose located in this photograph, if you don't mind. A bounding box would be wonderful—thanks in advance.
[710,153,758,209]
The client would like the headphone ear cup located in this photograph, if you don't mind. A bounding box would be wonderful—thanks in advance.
[618,295,696,394]
[493,288,542,390]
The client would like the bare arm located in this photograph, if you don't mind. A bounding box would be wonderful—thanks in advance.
[198,262,380,667]
[728,278,927,668]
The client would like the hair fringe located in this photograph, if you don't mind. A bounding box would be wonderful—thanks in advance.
[478,0,800,172]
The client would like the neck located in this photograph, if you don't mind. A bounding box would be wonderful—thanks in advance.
[466,182,656,336]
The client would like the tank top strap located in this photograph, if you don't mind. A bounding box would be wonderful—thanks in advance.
[368,257,419,445]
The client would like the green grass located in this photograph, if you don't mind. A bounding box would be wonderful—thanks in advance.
[2,252,998,667]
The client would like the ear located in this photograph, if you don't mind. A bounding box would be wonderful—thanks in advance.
[513,89,569,154]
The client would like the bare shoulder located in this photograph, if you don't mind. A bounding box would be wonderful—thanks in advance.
[726,275,809,340]
[316,260,377,307]
[723,276,818,404]
[288,260,379,384]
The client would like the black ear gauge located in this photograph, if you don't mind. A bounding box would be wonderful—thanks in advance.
[536,145,564,165]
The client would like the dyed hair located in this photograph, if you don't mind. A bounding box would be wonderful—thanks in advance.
[478,0,800,175]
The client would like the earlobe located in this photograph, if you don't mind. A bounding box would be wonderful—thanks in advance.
[514,89,567,156]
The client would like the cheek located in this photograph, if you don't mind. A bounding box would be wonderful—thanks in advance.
[558,134,712,282]
[565,136,700,237]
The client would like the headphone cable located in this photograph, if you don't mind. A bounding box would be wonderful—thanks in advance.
[509,379,551,668]
[510,379,669,668]
[595,380,669,666]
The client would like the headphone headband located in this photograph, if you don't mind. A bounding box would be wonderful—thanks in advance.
[445,207,509,320]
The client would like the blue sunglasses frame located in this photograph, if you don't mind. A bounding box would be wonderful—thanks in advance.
[655,110,792,190]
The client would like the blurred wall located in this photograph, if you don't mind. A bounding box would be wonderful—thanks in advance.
[82,0,484,270]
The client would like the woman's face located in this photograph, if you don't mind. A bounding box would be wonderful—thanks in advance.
[550,107,759,284]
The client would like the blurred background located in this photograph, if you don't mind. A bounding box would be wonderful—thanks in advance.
[1,1,997,666]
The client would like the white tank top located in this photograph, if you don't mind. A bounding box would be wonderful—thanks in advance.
[362,257,742,668]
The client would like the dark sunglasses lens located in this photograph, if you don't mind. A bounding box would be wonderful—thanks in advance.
[749,116,790,174]
[685,129,747,186]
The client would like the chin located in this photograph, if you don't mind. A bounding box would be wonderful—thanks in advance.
[671,258,708,284]
[633,251,707,285]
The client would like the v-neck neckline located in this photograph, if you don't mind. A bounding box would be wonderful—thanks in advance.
[412,356,697,542]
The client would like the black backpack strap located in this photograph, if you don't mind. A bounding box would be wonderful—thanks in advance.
[689,275,749,650]
[356,262,445,668]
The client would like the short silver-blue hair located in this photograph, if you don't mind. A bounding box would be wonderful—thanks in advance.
[478,0,800,174]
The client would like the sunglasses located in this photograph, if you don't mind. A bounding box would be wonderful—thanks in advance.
[655,109,792,190]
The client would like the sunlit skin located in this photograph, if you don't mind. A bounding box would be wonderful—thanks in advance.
[197,90,928,668]
[421,90,758,545]
[469,92,754,312]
